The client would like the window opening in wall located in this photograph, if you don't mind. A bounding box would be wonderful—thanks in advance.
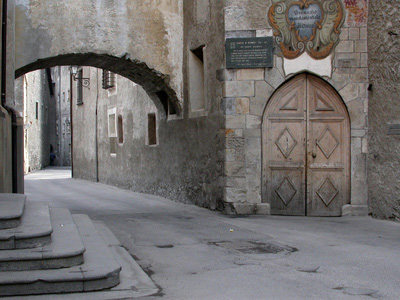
[148,113,157,146]
[76,68,83,105]
[102,70,116,89]
[35,102,38,119]
[189,45,206,114]
[156,90,178,119]
[118,114,124,144]
[108,108,117,155]
[168,99,177,116]
[103,70,117,97]
[108,108,117,138]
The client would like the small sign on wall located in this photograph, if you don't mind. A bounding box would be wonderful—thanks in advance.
[388,123,400,135]
[225,37,273,69]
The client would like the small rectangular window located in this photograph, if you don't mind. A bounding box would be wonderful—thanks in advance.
[118,115,124,144]
[102,70,116,90]
[77,69,83,105]
[189,46,206,114]
[148,113,157,146]
[35,102,39,119]
[108,108,117,138]
[168,99,177,116]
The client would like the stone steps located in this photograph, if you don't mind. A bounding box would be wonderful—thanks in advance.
[0,208,85,271]
[0,194,157,298]
[0,201,53,250]
[0,194,26,229]
[0,214,121,297]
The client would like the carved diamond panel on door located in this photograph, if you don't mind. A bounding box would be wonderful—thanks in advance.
[263,74,350,216]
[317,127,339,159]
[276,128,298,159]
[276,177,297,206]
[270,170,304,215]
[317,177,339,207]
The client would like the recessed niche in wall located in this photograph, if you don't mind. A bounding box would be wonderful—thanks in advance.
[108,108,117,138]
[118,114,124,144]
[76,68,83,105]
[147,113,157,146]
[189,45,207,118]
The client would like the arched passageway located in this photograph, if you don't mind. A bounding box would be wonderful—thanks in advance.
[14,0,185,117]
[15,54,181,118]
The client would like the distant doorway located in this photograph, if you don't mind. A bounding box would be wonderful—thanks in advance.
[262,74,350,216]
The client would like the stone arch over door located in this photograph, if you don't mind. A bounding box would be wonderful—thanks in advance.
[262,73,351,216]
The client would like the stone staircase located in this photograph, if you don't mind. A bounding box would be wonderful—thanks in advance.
[0,194,158,298]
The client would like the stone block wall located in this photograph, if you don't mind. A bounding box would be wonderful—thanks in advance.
[21,70,52,173]
[221,0,369,215]
[368,1,400,221]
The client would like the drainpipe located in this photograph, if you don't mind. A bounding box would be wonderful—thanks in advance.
[95,69,99,182]
[70,69,73,177]
[58,66,62,166]
[1,0,7,108]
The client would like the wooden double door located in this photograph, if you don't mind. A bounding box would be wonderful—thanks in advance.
[262,74,350,216]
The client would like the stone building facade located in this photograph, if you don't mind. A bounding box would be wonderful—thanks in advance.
[51,67,72,167]
[0,0,399,220]
[20,70,52,173]
[13,67,71,174]
[220,0,368,215]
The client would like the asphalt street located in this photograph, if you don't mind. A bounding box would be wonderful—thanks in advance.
[25,167,400,300]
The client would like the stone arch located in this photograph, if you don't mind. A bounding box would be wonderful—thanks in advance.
[263,72,351,123]
[15,53,182,119]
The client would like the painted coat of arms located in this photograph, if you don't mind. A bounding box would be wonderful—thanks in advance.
[268,0,344,60]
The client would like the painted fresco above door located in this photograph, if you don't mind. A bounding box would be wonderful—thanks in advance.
[268,0,345,60]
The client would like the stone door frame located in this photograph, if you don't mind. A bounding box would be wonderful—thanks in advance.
[223,70,368,216]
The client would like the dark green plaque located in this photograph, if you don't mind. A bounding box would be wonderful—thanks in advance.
[388,123,400,135]
[226,37,273,69]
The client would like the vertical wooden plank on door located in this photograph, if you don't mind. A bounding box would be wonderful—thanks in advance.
[306,75,350,216]
[263,74,307,216]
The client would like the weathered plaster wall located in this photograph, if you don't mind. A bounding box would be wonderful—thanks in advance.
[14,0,184,114]
[71,0,225,209]
[71,68,97,182]
[73,68,224,208]
[22,70,52,172]
[221,0,369,215]
[51,67,71,166]
[368,1,400,221]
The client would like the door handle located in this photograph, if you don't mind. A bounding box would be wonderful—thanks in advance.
[312,152,317,159]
